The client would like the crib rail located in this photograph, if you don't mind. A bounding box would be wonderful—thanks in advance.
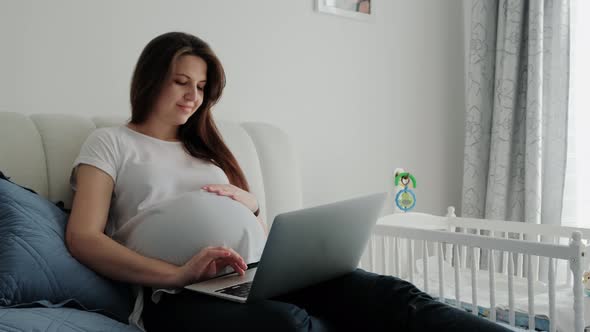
[373,225,577,260]
[447,217,590,241]
[366,210,587,332]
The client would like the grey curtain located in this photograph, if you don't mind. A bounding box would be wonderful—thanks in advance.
[462,0,570,279]
[463,0,570,227]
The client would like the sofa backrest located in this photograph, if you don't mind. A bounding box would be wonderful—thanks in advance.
[0,112,302,226]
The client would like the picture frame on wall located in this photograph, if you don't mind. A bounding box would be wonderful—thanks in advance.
[316,0,373,21]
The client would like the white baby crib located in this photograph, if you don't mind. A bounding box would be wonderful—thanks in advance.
[362,207,590,332]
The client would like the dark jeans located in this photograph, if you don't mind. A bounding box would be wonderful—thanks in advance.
[142,269,511,332]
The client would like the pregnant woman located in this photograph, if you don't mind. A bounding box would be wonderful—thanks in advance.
[66,32,510,332]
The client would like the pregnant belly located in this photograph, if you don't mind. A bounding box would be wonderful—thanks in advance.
[115,191,266,265]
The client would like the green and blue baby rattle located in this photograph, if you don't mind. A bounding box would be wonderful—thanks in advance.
[394,171,416,212]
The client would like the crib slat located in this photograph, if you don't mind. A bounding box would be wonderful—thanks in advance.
[553,259,567,281]
[475,229,481,269]
[461,229,467,268]
[533,254,539,284]
[502,232,508,274]
[536,234,542,279]
[527,254,535,331]
[508,253,515,326]
[445,238,452,263]
[549,257,556,332]
[438,242,445,302]
[382,235,389,275]
[408,239,414,283]
[570,233,584,332]
[516,233,524,278]
[454,245,461,308]
[423,240,429,293]
[395,237,401,276]
[470,246,478,316]
[551,237,558,283]
[489,250,497,322]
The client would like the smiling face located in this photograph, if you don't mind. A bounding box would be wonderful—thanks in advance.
[149,55,208,127]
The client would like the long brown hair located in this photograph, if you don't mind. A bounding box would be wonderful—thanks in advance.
[129,32,250,191]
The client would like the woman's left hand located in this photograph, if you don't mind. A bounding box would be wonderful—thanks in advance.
[201,184,259,214]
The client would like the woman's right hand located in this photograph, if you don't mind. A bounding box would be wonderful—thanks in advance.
[176,246,248,287]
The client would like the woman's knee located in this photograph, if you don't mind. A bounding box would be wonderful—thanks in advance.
[255,301,316,332]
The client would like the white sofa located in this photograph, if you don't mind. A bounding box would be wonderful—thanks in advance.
[0,111,303,330]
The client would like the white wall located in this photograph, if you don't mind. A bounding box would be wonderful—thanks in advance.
[0,0,465,216]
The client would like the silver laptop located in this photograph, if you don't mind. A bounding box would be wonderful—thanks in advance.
[184,192,387,303]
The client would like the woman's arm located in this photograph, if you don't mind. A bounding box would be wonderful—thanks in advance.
[201,184,268,236]
[66,165,246,289]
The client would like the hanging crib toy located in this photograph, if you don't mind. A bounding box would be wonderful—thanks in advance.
[394,172,417,212]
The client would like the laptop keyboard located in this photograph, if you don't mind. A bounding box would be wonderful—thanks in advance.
[215,281,253,298]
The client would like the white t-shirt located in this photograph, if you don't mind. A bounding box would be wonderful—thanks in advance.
[70,125,266,330]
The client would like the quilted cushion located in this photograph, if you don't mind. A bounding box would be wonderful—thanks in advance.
[0,307,140,332]
[0,177,133,322]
